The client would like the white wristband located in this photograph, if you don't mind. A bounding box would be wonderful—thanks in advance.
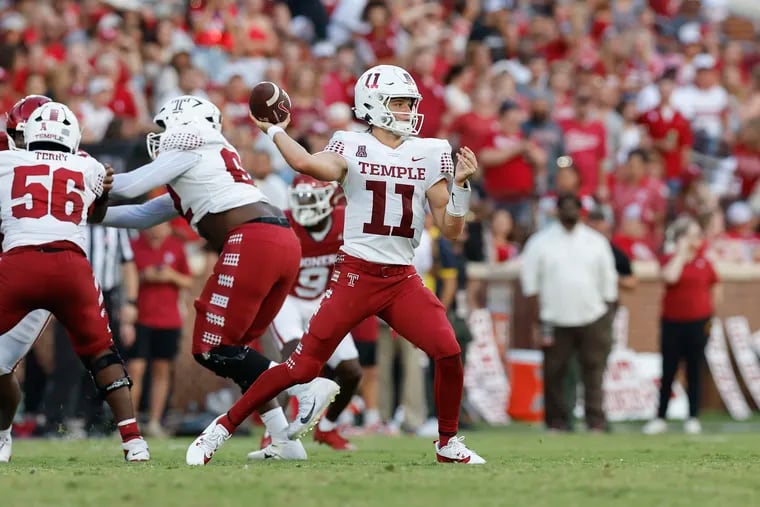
[267,126,285,141]
[446,183,471,217]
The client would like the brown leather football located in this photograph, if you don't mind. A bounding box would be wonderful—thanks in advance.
[249,81,291,124]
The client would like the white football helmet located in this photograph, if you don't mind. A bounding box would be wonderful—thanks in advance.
[289,174,337,227]
[24,102,81,153]
[147,95,222,159]
[353,65,424,137]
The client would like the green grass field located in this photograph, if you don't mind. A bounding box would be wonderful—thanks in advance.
[1,424,759,507]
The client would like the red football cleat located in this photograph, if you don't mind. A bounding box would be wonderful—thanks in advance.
[314,428,356,451]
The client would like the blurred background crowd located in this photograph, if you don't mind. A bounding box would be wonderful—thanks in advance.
[2,0,760,262]
[3,0,760,437]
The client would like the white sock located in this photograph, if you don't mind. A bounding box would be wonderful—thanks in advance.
[268,361,279,369]
[261,407,289,443]
[364,409,380,426]
[0,427,10,438]
[318,417,336,432]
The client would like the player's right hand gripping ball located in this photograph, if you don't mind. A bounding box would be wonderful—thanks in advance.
[249,81,291,124]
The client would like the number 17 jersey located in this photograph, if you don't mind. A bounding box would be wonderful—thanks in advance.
[323,131,453,265]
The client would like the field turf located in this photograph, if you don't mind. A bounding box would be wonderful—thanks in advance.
[1,423,759,507]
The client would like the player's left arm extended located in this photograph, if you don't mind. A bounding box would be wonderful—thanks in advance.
[426,147,477,241]
[101,193,179,230]
[109,151,201,200]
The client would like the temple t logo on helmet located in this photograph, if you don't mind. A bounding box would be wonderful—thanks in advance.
[353,65,424,137]
[289,175,338,227]
[147,95,222,159]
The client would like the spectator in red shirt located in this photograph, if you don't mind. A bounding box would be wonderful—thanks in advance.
[447,85,498,154]
[127,223,193,437]
[638,68,693,191]
[611,204,657,261]
[409,45,447,138]
[610,149,667,246]
[487,209,520,263]
[643,217,721,436]
[733,117,760,199]
[559,88,608,198]
[358,0,398,65]
[480,100,547,231]
[321,43,357,106]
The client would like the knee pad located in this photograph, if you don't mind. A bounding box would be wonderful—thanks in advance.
[84,346,132,397]
[194,345,272,392]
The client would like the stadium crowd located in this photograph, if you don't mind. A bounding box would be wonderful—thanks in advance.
[2,0,760,436]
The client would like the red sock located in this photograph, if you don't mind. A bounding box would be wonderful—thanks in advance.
[219,413,237,434]
[117,418,141,443]
[435,354,463,442]
[227,363,295,427]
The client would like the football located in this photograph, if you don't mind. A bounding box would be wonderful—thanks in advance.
[249,81,291,124]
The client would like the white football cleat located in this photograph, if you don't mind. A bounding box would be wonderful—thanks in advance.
[435,436,486,465]
[642,418,667,435]
[287,378,340,440]
[122,437,150,462]
[0,432,11,463]
[684,418,702,435]
[186,414,230,466]
[247,439,308,461]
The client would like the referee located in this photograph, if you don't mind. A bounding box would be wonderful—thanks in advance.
[41,225,139,437]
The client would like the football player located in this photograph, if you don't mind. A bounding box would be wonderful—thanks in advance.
[248,175,362,460]
[99,96,338,465]
[192,65,486,465]
[0,102,149,462]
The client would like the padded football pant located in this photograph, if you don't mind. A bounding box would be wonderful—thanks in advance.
[227,252,464,437]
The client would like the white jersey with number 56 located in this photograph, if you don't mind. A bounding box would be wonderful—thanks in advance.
[323,130,453,265]
[0,149,105,252]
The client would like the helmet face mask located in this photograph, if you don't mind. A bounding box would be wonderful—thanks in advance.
[147,95,222,159]
[24,102,81,153]
[6,95,53,150]
[289,176,337,227]
[353,65,424,137]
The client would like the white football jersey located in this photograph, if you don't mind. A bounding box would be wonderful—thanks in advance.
[158,123,268,229]
[0,149,105,252]
[324,131,453,265]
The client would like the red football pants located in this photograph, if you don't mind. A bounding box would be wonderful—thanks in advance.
[192,221,301,355]
[228,252,464,436]
[0,241,113,357]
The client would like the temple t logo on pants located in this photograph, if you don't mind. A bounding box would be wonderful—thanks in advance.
[347,273,359,287]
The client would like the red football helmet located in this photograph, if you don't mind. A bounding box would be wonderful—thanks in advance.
[6,94,52,149]
[289,174,338,226]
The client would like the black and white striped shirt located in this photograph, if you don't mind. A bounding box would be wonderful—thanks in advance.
[83,225,134,292]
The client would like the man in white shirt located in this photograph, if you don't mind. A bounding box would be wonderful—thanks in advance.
[520,193,618,431]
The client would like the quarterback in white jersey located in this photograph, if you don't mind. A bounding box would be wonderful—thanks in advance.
[0,102,150,462]
[191,65,485,466]
[100,95,337,465]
